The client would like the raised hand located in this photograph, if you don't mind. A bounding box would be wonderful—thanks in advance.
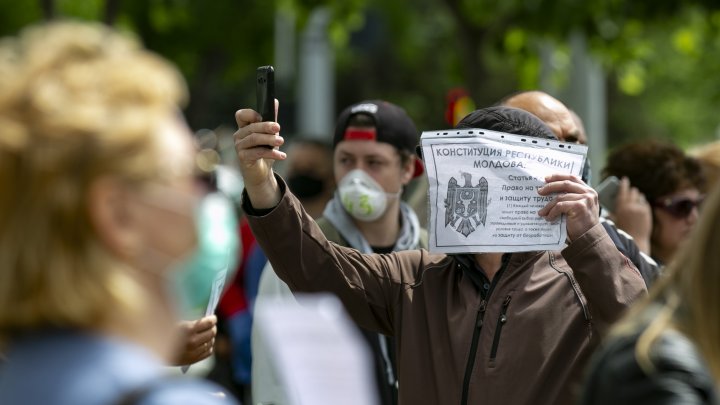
[610,177,652,254]
[233,102,286,209]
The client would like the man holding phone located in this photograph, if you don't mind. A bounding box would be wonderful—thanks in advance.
[252,100,427,405]
[235,102,645,405]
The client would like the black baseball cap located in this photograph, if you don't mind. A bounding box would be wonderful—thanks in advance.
[334,100,423,177]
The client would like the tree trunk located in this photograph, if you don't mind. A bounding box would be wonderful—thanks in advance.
[40,0,55,20]
[104,0,121,26]
[185,49,228,129]
[440,0,488,103]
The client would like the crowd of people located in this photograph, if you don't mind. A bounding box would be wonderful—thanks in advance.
[1,20,719,405]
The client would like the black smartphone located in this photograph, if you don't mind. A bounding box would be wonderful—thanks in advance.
[256,65,275,122]
[596,176,620,212]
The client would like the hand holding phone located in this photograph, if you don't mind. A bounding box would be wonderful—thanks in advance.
[606,176,653,254]
[596,176,620,212]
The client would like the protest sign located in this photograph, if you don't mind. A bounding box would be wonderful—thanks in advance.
[421,129,588,253]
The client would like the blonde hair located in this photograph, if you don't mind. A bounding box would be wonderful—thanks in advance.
[690,141,720,193]
[611,182,720,385]
[0,21,187,341]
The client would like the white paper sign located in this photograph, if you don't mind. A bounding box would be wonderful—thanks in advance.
[205,269,227,317]
[421,129,588,253]
[255,294,379,405]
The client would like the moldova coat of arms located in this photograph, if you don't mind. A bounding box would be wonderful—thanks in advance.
[444,172,490,237]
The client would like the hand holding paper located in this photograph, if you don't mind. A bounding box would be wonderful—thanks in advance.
[174,315,218,366]
[537,174,599,241]
[421,129,589,253]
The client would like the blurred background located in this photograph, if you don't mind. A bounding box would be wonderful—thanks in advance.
[3,0,720,183]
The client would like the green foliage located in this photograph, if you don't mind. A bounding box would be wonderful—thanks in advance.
[2,0,720,149]
[600,5,720,147]
[57,0,104,19]
[0,1,42,35]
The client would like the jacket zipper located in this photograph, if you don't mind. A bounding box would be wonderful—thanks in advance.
[549,253,591,322]
[460,300,486,405]
[458,255,510,405]
[489,294,512,366]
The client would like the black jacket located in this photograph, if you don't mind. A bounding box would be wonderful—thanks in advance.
[600,217,661,288]
[580,314,718,404]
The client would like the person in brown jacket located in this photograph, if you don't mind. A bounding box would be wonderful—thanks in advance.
[233,103,647,405]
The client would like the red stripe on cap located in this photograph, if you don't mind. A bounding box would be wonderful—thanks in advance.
[344,127,377,141]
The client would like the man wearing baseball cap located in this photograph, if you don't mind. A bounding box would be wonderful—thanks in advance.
[252,100,426,405]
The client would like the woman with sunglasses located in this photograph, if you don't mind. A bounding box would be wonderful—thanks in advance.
[580,176,720,404]
[601,139,705,269]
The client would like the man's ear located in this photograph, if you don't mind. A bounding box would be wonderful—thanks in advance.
[400,155,417,185]
[87,177,139,260]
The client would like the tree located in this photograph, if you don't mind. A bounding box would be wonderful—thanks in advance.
[308,0,720,146]
[2,0,720,148]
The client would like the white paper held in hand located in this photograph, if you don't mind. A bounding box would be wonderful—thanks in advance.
[421,129,588,253]
[255,293,379,405]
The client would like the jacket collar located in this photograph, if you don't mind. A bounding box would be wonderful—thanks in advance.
[452,251,544,290]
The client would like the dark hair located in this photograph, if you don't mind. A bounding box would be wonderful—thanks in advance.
[602,140,705,202]
[456,106,556,140]
[287,136,333,152]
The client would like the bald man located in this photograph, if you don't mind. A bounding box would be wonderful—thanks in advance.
[501,91,587,145]
[500,90,659,287]
[568,109,588,145]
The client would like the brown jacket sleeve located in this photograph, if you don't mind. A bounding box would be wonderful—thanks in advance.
[561,223,647,336]
[244,176,428,336]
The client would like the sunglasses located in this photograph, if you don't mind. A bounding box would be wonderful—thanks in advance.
[652,195,705,218]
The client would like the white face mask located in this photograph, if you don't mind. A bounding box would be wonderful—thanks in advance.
[338,169,400,222]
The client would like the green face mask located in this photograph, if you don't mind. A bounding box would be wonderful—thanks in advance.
[173,191,239,319]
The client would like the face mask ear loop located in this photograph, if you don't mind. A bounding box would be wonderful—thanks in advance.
[385,189,403,200]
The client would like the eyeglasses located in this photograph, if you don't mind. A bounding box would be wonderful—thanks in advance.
[652,195,705,218]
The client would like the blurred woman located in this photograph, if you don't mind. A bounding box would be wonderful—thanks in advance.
[602,139,705,266]
[0,22,237,404]
[580,182,720,404]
